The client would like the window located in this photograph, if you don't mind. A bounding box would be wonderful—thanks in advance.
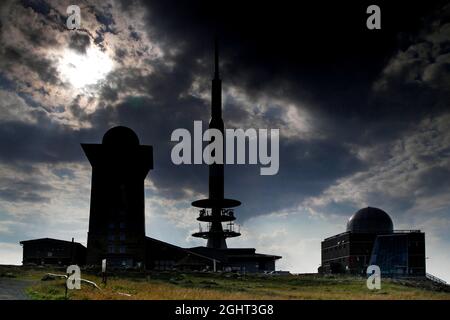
[108,223,115,229]
[108,245,115,253]
[120,222,126,229]
[119,233,126,241]
[119,246,126,254]
[108,234,115,241]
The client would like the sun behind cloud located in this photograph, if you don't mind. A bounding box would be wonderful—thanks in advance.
[58,46,114,89]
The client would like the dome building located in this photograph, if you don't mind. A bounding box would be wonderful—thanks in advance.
[320,207,425,277]
[346,207,393,234]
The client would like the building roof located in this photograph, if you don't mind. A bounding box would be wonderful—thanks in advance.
[323,229,423,241]
[19,237,85,247]
[346,207,394,234]
[145,237,218,263]
[189,246,282,261]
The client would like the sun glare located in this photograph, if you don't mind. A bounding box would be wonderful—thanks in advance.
[58,47,114,88]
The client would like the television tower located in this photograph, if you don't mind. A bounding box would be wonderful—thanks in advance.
[191,38,241,249]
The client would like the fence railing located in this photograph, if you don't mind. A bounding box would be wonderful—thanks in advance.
[197,222,240,234]
[199,209,235,218]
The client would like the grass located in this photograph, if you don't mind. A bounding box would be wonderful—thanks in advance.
[2,265,450,300]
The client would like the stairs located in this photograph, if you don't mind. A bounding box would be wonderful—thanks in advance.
[426,273,448,285]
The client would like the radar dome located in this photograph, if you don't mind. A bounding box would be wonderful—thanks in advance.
[346,207,393,234]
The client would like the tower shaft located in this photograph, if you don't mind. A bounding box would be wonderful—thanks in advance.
[209,39,224,201]
[208,38,226,248]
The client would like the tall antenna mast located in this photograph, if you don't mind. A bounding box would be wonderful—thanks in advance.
[214,35,220,78]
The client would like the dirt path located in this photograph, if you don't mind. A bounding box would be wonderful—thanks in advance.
[0,278,35,300]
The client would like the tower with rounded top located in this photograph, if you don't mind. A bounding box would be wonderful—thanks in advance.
[82,126,153,267]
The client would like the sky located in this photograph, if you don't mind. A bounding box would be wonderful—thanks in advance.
[0,0,450,281]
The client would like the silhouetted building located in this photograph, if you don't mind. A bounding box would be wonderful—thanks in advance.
[144,237,280,272]
[82,126,153,267]
[145,237,217,271]
[320,207,425,277]
[189,247,279,273]
[20,238,86,266]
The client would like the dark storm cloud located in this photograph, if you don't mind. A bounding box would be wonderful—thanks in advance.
[43,0,441,221]
[0,179,52,203]
[0,0,449,221]
[0,120,91,164]
[77,16,366,220]
[1,46,61,85]
[80,75,364,217]
[139,0,449,138]
[223,139,366,219]
[412,166,450,197]
[20,0,51,15]
[68,33,91,54]
[118,0,450,220]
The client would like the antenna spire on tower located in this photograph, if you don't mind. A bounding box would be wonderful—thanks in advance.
[214,36,220,78]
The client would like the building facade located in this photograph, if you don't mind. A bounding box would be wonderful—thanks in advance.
[320,207,425,277]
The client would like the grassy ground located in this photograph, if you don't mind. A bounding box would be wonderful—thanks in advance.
[1,265,450,300]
